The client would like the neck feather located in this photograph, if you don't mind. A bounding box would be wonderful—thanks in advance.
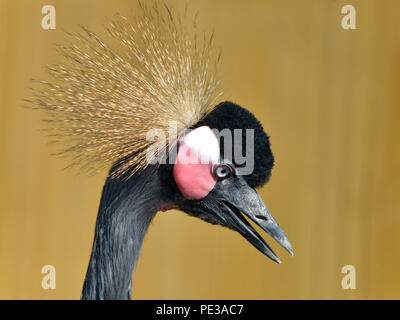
[81,166,168,300]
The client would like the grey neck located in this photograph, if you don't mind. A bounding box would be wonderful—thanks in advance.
[81,167,164,300]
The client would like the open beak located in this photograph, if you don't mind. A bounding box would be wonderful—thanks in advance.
[206,177,293,263]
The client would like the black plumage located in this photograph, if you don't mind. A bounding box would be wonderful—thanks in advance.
[197,101,274,188]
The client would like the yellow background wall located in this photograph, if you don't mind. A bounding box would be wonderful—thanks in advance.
[0,0,399,299]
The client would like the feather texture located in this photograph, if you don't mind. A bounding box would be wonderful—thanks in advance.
[27,2,220,178]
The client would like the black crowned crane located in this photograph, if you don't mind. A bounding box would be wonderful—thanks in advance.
[28,3,293,300]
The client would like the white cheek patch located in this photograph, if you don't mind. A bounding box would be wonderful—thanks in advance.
[180,126,220,164]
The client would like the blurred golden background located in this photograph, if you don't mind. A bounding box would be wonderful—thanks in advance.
[1,0,400,299]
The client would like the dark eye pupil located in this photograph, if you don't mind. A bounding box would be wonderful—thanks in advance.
[215,165,231,178]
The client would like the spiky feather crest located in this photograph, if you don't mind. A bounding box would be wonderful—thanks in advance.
[27,2,220,178]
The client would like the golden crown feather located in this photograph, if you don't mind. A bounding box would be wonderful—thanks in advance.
[27,2,221,178]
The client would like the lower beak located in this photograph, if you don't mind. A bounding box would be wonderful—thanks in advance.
[209,182,293,263]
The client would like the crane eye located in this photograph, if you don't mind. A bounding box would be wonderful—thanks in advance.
[213,164,233,179]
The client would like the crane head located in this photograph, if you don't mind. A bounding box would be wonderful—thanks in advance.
[171,101,293,263]
[28,5,293,266]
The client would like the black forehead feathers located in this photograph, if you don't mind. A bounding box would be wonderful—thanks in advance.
[195,101,274,188]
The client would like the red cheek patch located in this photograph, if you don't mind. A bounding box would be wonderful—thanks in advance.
[173,142,217,200]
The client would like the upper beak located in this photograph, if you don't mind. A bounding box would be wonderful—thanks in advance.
[207,178,293,263]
